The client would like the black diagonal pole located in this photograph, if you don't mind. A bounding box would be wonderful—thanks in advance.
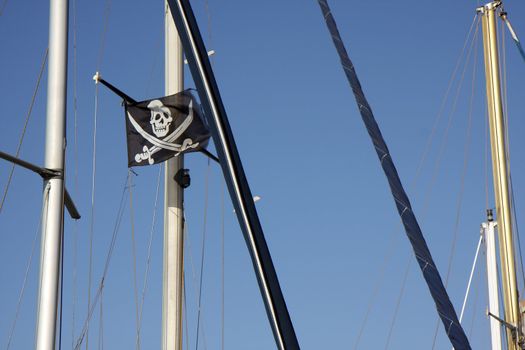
[166,1,299,349]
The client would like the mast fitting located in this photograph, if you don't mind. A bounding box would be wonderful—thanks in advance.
[174,168,190,188]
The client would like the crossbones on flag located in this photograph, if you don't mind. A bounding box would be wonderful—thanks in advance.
[125,90,211,167]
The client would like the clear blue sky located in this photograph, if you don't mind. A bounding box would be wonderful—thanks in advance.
[1,0,525,349]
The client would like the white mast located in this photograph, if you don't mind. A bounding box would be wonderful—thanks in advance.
[35,0,69,348]
[482,211,503,350]
[161,1,185,349]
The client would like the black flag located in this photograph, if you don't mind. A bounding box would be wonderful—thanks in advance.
[124,90,210,167]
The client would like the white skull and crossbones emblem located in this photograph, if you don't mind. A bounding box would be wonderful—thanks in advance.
[148,100,172,137]
[128,99,199,165]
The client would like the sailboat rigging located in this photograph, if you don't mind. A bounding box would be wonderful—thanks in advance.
[1,0,525,349]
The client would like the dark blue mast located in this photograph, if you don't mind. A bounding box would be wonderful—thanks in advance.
[317,1,472,349]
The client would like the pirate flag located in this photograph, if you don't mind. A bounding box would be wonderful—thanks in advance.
[125,90,210,167]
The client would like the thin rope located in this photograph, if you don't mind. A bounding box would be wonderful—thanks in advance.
[0,48,48,214]
[424,16,479,214]
[496,261,508,349]
[413,14,479,186]
[71,0,80,344]
[86,1,113,344]
[221,180,225,350]
[127,172,141,350]
[98,292,104,350]
[137,166,163,339]
[444,21,479,296]
[58,214,65,350]
[183,220,209,349]
[467,255,482,339]
[96,0,112,71]
[384,257,412,350]
[484,103,490,211]
[500,19,525,293]
[74,173,130,350]
[458,236,483,323]
[183,272,190,350]
[195,159,211,350]
[6,185,49,349]
[430,20,479,349]
[501,13,508,129]
[353,232,399,349]
[510,177,525,292]
[86,80,100,350]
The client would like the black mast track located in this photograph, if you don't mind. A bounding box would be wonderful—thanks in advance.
[316,1,471,349]
[166,1,300,349]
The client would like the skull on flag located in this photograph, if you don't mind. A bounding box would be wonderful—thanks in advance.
[148,100,173,137]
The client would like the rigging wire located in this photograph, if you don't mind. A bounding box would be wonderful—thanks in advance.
[497,17,525,344]
[195,159,211,350]
[510,177,524,292]
[413,14,479,186]
[430,18,480,350]
[352,232,400,350]
[98,292,104,350]
[5,185,49,349]
[424,16,479,214]
[183,219,209,349]
[71,0,80,345]
[458,236,483,323]
[184,273,190,350]
[136,166,163,342]
[484,99,490,211]
[444,18,479,308]
[220,180,225,350]
[384,257,412,350]
[0,48,48,214]
[74,173,130,350]
[500,17,525,293]
[86,78,100,350]
[131,28,166,347]
[467,249,482,339]
[86,0,113,347]
[354,15,481,348]
[96,0,113,72]
[128,172,141,350]
[497,259,509,349]
[58,213,65,350]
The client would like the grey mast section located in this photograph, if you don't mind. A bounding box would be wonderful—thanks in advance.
[161,1,185,349]
[35,0,69,349]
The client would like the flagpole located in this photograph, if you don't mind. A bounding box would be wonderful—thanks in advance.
[161,0,185,349]
[35,0,68,348]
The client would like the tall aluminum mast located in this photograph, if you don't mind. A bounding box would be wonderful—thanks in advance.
[478,2,521,348]
[35,0,69,348]
[161,1,185,349]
